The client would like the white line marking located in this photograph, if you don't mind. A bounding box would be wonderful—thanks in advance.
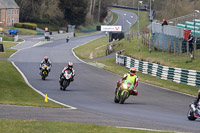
[11,62,77,110]
[116,126,185,133]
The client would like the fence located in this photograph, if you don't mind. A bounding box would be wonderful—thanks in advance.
[142,23,200,58]
[152,23,184,38]
[116,53,200,87]
[168,13,200,26]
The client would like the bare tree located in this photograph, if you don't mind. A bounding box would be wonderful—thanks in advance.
[98,0,101,22]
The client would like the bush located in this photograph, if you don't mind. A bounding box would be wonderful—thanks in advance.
[14,23,37,30]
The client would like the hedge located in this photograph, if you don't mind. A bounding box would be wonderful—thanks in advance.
[14,23,37,30]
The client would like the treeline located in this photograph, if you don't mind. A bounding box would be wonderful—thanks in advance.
[15,0,116,27]
[115,0,200,20]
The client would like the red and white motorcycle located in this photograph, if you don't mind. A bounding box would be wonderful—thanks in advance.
[60,70,73,91]
[187,102,200,121]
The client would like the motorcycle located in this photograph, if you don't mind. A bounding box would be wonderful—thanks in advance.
[60,70,73,91]
[114,80,136,104]
[187,102,200,121]
[40,64,50,80]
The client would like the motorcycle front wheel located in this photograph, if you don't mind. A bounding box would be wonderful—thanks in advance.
[62,80,69,91]
[187,108,197,121]
[41,71,47,80]
[119,91,127,104]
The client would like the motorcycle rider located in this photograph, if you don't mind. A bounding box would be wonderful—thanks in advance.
[193,90,200,117]
[116,67,139,95]
[39,56,52,73]
[59,62,75,86]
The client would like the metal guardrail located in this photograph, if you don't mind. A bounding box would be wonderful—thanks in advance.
[116,53,200,87]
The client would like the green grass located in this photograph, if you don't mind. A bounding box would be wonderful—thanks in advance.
[78,22,101,31]
[0,42,17,58]
[109,12,118,25]
[74,36,108,59]
[0,41,64,108]
[0,119,174,133]
[0,60,64,108]
[37,23,60,31]
[16,27,38,35]
[113,37,200,71]
[0,26,37,35]
[0,35,14,41]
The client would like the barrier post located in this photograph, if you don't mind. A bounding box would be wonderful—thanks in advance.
[162,40,164,52]
[174,41,176,56]
[187,41,189,57]
[179,40,182,56]
[168,40,170,53]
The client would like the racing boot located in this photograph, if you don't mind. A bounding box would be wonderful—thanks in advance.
[130,90,138,96]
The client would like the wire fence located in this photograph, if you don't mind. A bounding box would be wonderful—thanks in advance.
[168,13,200,26]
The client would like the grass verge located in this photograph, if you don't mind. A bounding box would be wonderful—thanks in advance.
[74,36,108,59]
[0,42,17,58]
[0,26,37,35]
[0,60,64,108]
[0,119,174,133]
[0,41,64,108]
[109,12,118,25]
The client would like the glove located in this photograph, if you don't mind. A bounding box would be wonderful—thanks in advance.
[60,73,63,78]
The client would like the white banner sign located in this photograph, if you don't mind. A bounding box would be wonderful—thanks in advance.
[101,25,122,32]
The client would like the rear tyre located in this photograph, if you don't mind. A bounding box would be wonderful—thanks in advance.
[187,109,197,121]
[119,92,127,104]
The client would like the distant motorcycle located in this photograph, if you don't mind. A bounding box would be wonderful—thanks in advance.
[60,70,73,91]
[114,80,136,104]
[40,64,50,80]
[187,102,200,121]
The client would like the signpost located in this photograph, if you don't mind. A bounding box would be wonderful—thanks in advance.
[100,25,122,32]
[97,25,122,32]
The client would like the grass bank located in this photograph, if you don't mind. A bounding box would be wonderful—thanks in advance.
[0,42,17,58]
[0,119,174,133]
[0,60,64,108]
[109,12,118,25]
[1,26,37,35]
[0,42,64,108]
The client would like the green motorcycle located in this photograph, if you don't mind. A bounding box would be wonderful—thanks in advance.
[114,80,135,104]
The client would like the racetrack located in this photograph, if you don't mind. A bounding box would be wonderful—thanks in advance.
[4,9,200,133]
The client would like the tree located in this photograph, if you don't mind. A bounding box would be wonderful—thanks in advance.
[59,0,88,26]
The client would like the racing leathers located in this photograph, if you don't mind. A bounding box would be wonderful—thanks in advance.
[116,73,139,95]
[59,67,75,86]
[39,59,52,73]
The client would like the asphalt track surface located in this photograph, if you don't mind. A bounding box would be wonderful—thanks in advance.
[1,9,200,133]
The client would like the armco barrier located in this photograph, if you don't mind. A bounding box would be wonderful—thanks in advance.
[116,53,200,87]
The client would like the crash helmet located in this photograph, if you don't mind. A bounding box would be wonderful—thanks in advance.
[130,67,136,76]
[68,62,73,69]
[44,56,48,62]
